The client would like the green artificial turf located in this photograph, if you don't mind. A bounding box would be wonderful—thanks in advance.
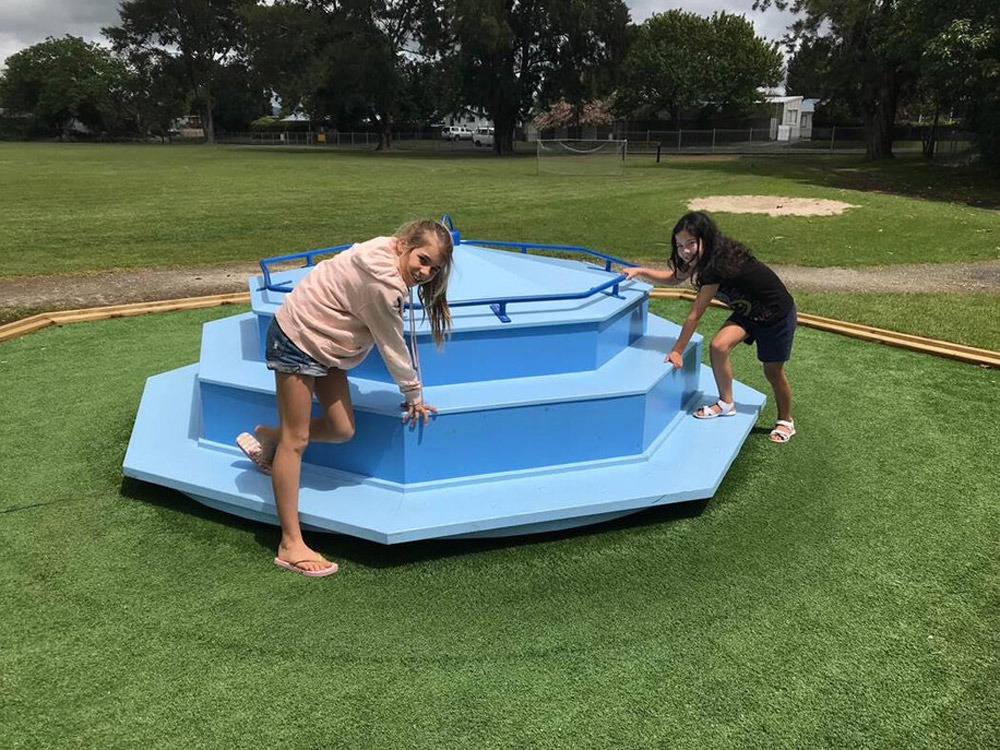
[1,143,998,278]
[653,294,1000,355]
[792,292,1000,353]
[0,306,997,749]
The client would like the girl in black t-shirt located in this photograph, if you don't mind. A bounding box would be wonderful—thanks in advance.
[623,211,797,443]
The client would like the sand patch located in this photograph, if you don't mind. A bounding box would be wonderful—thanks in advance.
[688,195,857,216]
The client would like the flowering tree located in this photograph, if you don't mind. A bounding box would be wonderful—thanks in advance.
[533,98,613,130]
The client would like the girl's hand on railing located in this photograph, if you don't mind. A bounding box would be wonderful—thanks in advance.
[402,401,438,427]
[622,267,644,280]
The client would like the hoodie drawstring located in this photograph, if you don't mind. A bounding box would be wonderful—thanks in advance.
[407,287,422,391]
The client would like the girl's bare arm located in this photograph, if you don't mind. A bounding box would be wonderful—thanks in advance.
[622,266,686,285]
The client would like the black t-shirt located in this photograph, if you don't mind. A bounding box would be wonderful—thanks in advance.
[700,257,794,324]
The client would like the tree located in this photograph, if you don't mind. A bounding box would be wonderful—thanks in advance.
[914,4,1000,168]
[615,11,782,127]
[0,36,128,137]
[212,60,271,133]
[773,0,1000,168]
[428,0,631,155]
[103,0,254,143]
[242,0,420,150]
[755,0,927,160]
[532,97,612,132]
[115,48,191,139]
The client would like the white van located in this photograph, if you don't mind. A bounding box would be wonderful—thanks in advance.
[473,126,495,148]
[442,125,473,141]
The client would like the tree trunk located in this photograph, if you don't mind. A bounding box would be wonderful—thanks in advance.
[489,47,520,156]
[922,106,940,159]
[375,110,392,151]
[493,112,516,156]
[863,69,896,160]
[202,101,215,144]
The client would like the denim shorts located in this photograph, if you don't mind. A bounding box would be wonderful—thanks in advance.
[265,318,330,377]
[727,306,797,363]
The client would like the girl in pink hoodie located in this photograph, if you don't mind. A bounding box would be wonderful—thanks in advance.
[237,219,454,577]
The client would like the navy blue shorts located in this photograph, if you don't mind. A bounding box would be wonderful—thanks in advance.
[726,306,797,363]
[265,317,330,377]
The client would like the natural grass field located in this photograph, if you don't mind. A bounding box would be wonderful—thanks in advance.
[2,142,998,278]
[2,142,997,349]
[0,143,997,747]
[0,304,997,749]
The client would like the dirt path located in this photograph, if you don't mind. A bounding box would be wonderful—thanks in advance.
[1,259,998,318]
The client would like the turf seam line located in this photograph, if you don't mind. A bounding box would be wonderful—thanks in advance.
[0,289,996,368]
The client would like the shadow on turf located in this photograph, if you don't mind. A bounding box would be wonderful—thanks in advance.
[121,476,710,569]
[662,154,1000,210]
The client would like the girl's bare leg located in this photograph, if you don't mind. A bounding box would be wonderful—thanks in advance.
[271,372,332,572]
[253,368,355,462]
[762,361,793,422]
[708,322,748,407]
[311,368,356,443]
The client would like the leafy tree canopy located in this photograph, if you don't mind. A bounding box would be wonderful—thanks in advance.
[0,35,128,136]
[758,0,926,159]
[430,0,631,155]
[103,0,255,141]
[615,10,782,126]
[242,0,421,148]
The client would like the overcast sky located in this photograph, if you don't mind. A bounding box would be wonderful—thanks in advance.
[1,0,797,73]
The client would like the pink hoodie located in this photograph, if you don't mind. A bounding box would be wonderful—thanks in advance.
[275,236,422,404]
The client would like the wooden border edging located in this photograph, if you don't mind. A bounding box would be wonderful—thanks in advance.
[0,292,250,344]
[1,288,996,368]
[649,289,999,368]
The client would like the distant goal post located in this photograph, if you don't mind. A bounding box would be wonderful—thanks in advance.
[535,138,630,175]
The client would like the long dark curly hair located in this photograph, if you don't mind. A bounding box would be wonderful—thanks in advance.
[670,211,754,287]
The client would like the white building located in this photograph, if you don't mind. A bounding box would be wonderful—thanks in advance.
[800,98,817,140]
[766,95,804,140]
[441,107,491,131]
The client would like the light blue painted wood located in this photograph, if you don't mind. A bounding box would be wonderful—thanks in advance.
[124,365,765,542]
[124,238,766,542]
[247,244,651,383]
[196,312,702,481]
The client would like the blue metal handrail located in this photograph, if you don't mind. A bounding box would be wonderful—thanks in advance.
[258,243,353,292]
[256,216,639,322]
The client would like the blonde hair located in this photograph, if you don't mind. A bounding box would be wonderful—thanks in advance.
[394,219,454,347]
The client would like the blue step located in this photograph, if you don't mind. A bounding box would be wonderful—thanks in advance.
[123,364,766,543]
[196,312,704,482]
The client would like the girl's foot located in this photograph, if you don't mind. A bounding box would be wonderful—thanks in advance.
[275,542,338,577]
[236,425,279,474]
[769,419,796,443]
[693,399,736,419]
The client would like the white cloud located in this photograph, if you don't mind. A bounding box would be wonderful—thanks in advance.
[0,0,120,68]
[628,1,797,43]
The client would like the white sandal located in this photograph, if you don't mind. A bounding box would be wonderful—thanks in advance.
[693,399,736,419]
[769,419,796,443]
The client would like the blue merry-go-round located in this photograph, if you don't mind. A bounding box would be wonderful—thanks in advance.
[123,216,765,543]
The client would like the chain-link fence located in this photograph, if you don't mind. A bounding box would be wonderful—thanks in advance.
[210,127,977,161]
[216,130,493,151]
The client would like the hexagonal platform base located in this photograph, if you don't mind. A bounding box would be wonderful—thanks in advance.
[124,361,765,543]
